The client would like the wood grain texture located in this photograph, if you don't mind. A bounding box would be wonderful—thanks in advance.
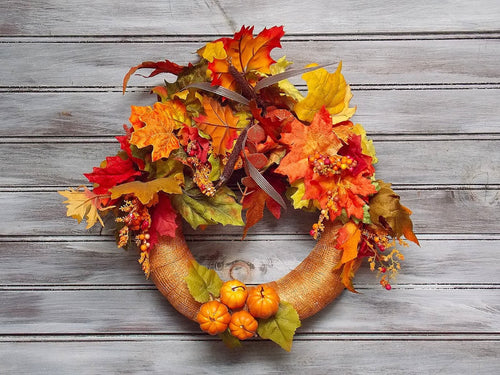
[2,39,499,87]
[1,0,499,372]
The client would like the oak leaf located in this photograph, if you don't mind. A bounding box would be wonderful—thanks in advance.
[109,173,184,205]
[275,107,342,183]
[84,155,141,195]
[130,101,188,162]
[369,181,419,245]
[194,96,243,155]
[294,62,356,123]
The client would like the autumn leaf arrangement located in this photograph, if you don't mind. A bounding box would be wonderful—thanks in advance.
[60,26,419,351]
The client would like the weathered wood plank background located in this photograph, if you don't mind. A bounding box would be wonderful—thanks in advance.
[1,1,499,373]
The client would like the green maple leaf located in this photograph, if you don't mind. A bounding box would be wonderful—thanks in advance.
[184,260,223,303]
[171,180,244,229]
[257,302,301,351]
[219,329,242,349]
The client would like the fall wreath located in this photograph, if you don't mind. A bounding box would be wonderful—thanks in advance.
[60,26,419,351]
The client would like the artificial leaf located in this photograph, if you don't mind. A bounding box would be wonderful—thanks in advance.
[84,155,141,195]
[194,96,243,155]
[185,260,224,303]
[352,123,378,164]
[219,329,242,349]
[257,301,301,352]
[340,258,362,293]
[199,41,227,62]
[207,25,285,91]
[275,107,342,183]
[287,180,318,211]
[369,181,419,245]
[335,221,362,266]
[109,173,184,205]
[58,187,108,229]
[116,128,146,170]
[171,182,244,229]
[268,56,304,102]
[242,175,285,238]
[149,194,178,246]
[122,59,188,94]
[294,62,356,123]
[130,101,188,162]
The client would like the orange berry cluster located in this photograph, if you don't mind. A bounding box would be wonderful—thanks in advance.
[308,153,356,176]
[115,196,152,276]
[197,280,280,340]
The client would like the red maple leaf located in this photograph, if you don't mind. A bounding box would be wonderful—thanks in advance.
[116,125,145,170]
[149,194,178,246]
[84,155,141,195]
[208,25,284,91]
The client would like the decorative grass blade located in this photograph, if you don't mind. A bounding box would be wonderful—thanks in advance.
[184,82,250,106]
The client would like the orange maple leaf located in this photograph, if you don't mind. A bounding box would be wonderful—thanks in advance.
[275,107,342,184]
[207,25,284,91]
[130,101,188,162]
[194,96,243,155]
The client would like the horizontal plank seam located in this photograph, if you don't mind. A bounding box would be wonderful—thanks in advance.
[0,332,499,343]
[2,83,500,93]
[0,284,498,291]
[0,31,499,43]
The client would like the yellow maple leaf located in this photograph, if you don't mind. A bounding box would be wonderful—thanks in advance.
[130,101,188,161]
[109,173,184,205]
[194,96,243,155]
[352,123,378,164]
[58,187,107,229]
[294,62,356,123]
[270,56,304,102]
[199,41,227,62]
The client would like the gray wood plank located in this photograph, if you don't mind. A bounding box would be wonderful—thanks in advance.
[1,0,499,35]
[0,239,497,286]
[1,39,498,87]
[0,288,498,334]
[1,338,499,375]
[1,140,498,186]
[3,89,500,136]
[1,189,498,235]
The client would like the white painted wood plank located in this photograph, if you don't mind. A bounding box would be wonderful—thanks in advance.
[0,288,498,334]
[1,39,498,87]
[1,0,499,35]
[1,189,498,235]
[3,89,500,136]
[0,239,497,286]
[1,140,498,186]
[1,338,499,375]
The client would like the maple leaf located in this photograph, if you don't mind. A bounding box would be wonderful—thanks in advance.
[122,59,189,94]
[116,126,145,170]
[257,302,301,352]
[369,181,419,245]
[275,107,342,183]
[207,25,285,91]
[194,96,243,155]
[109,173,184,205]
[340,258,362,293]
[294,62,356,123]
[59,187,109,229]
[130,101,188,162]
[352,123,378,164]
[148,194,178,246]
[84,155,141,195]
[185,260,224,303]
[241,174,285,238]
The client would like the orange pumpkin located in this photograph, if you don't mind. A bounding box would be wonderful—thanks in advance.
[229,310,258,340]
[220,280,248,310]
[246,284,280,319]
[196,300,232,335]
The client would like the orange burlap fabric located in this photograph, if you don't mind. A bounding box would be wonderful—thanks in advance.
[149,221,347,321]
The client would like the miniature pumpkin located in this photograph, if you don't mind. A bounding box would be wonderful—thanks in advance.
[229,310,258,340]
[220,279,248,310]
[246,284,280,319]
[196,300,232,335]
